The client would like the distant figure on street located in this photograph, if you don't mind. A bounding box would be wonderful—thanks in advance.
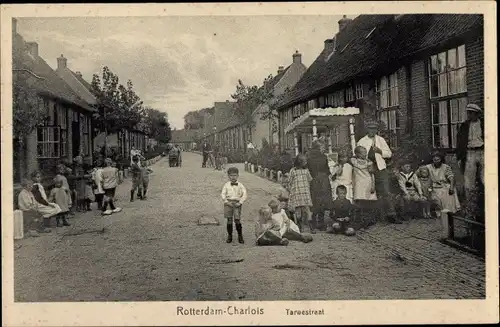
[100,158,122,215]
[456,103,484,218]
[130,155,143,202]
[130,146,144,167]
[140,161,153,200]
[202,141,212,168]
[221,167,247,244]
[49,179,71,227]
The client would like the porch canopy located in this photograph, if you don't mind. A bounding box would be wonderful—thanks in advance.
[284,107,360,155]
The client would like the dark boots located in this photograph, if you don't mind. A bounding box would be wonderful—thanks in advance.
[226,223,244,244]
[309,219,316,234]
[235,223,244,244]
[226,224,233,243]
[56,215,71,227]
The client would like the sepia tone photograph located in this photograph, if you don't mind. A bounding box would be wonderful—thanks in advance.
[1,2,498,326]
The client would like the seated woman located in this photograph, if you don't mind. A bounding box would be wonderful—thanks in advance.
[18,175,61,234]
[424,151,461,215]
[268,199,313,243]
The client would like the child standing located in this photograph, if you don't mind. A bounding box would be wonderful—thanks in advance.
[49,179,71,227]
[221,167,247,244]
[54,164,73,211]
[417,166,433,218]
[287,154,314,233]
[84,177,95,211]
[91,162,105,210]
[351,146,378,228]
[140,161,153,200]
[396,161,426,219]
[100,158,122,215]
[330,152,354,203]
[326,185,356,236]
[130,155,143,202]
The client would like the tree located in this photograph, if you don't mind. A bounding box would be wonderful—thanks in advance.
[90,66,144,133]
[12,73,47,142]
[144,107,171,143]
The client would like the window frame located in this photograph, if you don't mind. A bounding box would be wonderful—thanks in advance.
[355,83,364,100]
[375,71,401,148]
[345,85,354,103]
[37,125,61,159]
[428,44,468,150]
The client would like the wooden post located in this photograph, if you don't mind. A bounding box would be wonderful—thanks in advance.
[293,132,299,156]
[327,128,332,154]
[349,117,356,155]
[312,119,318,141]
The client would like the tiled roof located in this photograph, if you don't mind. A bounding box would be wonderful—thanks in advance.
[279,14,483,109]
[71,71,94,92]
[12,33,95,112]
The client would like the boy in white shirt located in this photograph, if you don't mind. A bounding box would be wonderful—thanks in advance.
[221,167,247,244]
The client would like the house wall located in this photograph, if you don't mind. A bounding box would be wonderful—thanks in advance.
[251,103,274,149]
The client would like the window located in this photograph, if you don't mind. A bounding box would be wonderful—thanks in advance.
[333,90,345,107]
[56,104,68,157]
[318,96,326,108]
[429,45,468,149]
[307,99,316,110]
[345,85,354,102]
[429,45,467,98]
[37,126,60,158]
[355,83,364,99]
[376,71,400,147]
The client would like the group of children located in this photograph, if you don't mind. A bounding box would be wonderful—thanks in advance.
[220,166,313,246]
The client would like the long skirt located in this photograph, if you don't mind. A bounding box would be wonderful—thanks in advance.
[36,203,62,218]
[310,172,333,214]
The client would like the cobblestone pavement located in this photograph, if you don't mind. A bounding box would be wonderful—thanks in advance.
[14,152,485,301]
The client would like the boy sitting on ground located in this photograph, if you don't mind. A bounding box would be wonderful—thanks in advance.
[326,185,356,236]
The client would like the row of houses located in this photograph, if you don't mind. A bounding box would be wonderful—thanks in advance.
[12,18,150,182]
[171,14,484,163]
[171,50,308,152]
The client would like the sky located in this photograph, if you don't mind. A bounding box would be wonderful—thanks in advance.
[17,15,347,129]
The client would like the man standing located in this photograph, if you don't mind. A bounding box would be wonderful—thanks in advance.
[202,140,211,168]
[456,103,484,218]
[357,120,400,224]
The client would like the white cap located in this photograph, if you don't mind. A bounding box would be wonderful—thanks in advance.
[466,103,482,113]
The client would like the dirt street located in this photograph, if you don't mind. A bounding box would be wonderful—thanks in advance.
[14,152,485,301]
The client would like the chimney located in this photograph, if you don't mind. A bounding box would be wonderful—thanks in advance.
[277,66,284,74]
[75,71,83,78]
[12,18,17,35]
[338,15,352,32]
[324,38,336,53]
[25,42,38,57]
[57,54,67,70]
[292,50,302,64]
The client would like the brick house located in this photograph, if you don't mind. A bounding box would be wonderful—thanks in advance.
[251,51,308,150]
[278,14,484,163]
[12,19,96,182]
